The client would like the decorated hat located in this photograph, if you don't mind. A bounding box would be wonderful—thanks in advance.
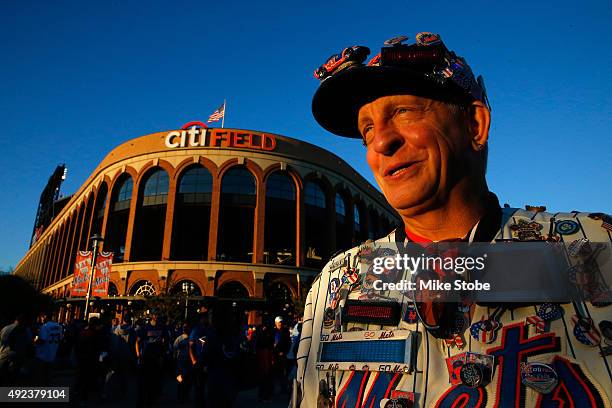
[311,33,491,138]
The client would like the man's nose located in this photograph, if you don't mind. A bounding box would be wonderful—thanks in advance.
[371,124,404,156]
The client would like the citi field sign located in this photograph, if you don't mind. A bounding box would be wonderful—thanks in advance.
[165,122,277,151]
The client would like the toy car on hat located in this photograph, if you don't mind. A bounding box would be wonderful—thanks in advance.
[314,45,370,80]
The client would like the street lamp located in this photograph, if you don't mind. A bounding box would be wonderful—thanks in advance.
[183,282,194,320]
[83,234,104,319]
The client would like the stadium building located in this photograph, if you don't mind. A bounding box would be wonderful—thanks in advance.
[13,126,399,321]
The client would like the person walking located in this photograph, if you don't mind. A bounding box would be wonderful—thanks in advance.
[189,312,213,407]
[34,311,63,385]
[173,323,192,404]
[272,316,290,394]
[135,311,168,407]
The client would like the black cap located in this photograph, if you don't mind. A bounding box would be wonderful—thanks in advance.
[311,33,490,138]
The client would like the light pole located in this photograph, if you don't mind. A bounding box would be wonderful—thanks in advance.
[83,234,103,319]
[183,282,194,320]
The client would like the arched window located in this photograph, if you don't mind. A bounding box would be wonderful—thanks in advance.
[265,280,293,306]
[217,167,256,262]
[368,208,381,240]
[335,192,351,250]
[304,181,331,268]
[90,183,108,236]
[171,280,202,296]
[353,202,368,243]
[217,281,249,299]
[264,172,296,265]
[78,194,95,250]
[172,166,213,260]
[66,205,85,279]
[131,168,169,261]
[104,175,133,263]
[130,280,156,296]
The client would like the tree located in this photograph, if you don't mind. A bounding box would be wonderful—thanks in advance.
[0,275,53,326]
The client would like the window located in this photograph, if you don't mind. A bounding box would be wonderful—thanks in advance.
[105,175,133,263]
[267,172,296,200]
[217,167,256,262]
[305,183,326,208]
[264,172,296,265]
[90,183,108,236]
[171,166,213,260]
[335,192,351,250]
[335,193,346,223]
[131,168,169,261]
[178,166,213,204]
[304,181,331,268]
[114,177,133,211]
[143,170,169,206]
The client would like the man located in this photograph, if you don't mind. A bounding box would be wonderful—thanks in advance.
[34,311,63,385]
[135,311,168,407]
[294,33,611,407]
[174,323,192,403]
[75,317,107,404]
[272,316,291,394]
[0,314,34,386]
[110,317,119,335]
[189,311,214,407]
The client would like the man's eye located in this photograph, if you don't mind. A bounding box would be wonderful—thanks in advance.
[395,107,414,115]
[361,126,373,145]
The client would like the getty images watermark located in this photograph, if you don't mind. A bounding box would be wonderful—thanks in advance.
[358,241,612,304]
[371,252,491,292]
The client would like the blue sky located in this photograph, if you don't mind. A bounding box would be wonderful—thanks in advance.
[1,0,610,270]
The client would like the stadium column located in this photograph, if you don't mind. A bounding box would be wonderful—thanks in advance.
[161,172,178,261]
[254,272,265,298]
[122,172,142,262]
[253,174,266,264]
[207,171,222,261]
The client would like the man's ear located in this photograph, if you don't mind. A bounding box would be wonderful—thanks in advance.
[469,100,491,151]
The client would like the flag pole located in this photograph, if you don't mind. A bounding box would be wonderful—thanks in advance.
[221,99,226,128]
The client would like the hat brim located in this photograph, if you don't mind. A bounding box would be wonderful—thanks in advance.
[312,65,455,138]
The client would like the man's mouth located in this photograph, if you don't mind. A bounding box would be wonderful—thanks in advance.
[384,161,420,178]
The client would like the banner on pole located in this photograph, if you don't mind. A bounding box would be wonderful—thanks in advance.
[70,251,91,297]
[70,251,113,297]
[92,252,113,297]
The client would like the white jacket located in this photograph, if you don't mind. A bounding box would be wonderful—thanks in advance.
[294,206,612,407]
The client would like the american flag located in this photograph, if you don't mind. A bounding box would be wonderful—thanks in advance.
[525,315,546,333]
[207,103,225,123]
[571,315,601,346]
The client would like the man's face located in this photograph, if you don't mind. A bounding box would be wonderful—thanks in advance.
[358,94,470,213]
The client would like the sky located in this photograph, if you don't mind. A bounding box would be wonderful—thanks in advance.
[1,0,611,270]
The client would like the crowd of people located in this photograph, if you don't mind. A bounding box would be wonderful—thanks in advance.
[0,308,302,407]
